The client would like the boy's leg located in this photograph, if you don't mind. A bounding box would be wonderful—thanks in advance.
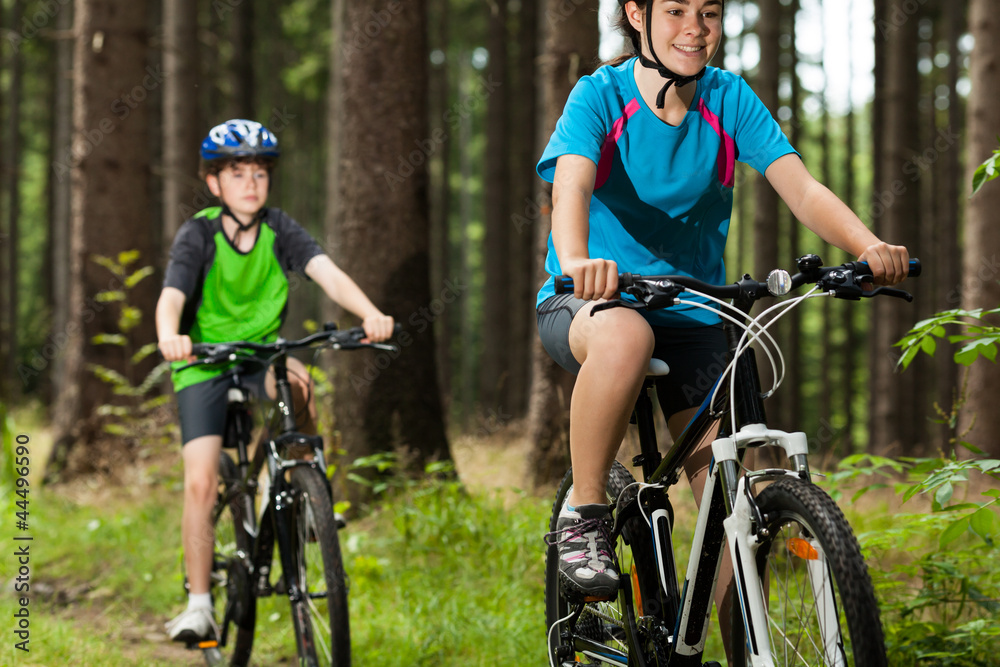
[181,434,224,594]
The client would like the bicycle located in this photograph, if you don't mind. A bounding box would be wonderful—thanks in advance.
[174,324,398,667]
[544,254,921,667]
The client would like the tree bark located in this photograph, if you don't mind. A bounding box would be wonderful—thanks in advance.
[526,0,599,487]
[481,0,512,415]
[508,0,539,419]
[162,0,201,241]
[869,0,920,456]
[50,0,156,471]
[959,0,1000,458]
[3,0,25,402]
[334,0,450,492]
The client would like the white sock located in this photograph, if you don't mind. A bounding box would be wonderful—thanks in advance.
[188,593,212,610]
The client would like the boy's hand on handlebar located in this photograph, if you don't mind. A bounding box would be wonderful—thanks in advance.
[158,334,195,362]
[859,242,910,287]
[361,313,395,343]
[562,257,619,301]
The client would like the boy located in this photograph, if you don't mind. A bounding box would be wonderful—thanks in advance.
[157,119,393,642]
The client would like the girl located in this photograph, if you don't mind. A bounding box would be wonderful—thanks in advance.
[538,0,908,654]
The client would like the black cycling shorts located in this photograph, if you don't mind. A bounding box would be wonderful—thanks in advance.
[175,367,268,445]
[536,293,728,418]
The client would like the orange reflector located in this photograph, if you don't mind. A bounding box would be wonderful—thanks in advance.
[631,564,644,616]
[787,537,819,561]
[198,640,219,649]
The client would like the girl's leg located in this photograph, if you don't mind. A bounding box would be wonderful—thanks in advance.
[566,302,655,506]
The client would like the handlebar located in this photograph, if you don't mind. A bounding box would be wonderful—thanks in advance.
[175,323,402,372]
[553,255,921,314]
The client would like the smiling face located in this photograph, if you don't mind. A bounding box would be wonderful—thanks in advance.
[206,160,271,221]
[627,0,723,76]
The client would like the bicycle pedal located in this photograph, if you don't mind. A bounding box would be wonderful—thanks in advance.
[185,639,219,651]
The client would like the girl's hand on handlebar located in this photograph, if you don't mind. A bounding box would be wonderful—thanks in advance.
[361,313,395,343]
[562,257,619,301]
[859,242,910,287]
[158,334,194,362]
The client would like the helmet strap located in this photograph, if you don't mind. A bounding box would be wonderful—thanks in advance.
[633,3,707,109]
[219,201,263,246]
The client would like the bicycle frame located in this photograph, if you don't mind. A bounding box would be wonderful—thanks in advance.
[608,300,826,666]
[214,353,333,648]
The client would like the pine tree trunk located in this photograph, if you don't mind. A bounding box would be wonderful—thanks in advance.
[508,0,539,420]
[752,0,781,426]
[48,3,75,405]
[162,0,201,241]
[50,0,156,471]
[526,0,600,487]
[230,0,255,116]
[869,0,920,456]
[3,0,24,402]
[959,0,1000,458]
[481,0,512,416]
[334,0,450,492]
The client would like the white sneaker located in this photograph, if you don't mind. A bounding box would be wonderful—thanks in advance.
[165,606,219,643]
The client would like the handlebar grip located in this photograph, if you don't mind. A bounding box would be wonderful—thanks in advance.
[190,343,212,355]
[849,259,921,278]
[554,276,574,294]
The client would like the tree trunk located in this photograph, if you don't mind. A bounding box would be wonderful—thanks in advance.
[481,0,512,416]
[869,0,920,456]
[230,0,255,117]
[162,0,201,242]
[334,0,450,492]
[507,0,538,420]
[47,3,75,405]
[752,0,781,425]
[783,0,801,434]
[50,0,156,471]
[3,0,25,403]
[526,0,599,487]
[840,0,857,456]
[959,0,1000,458]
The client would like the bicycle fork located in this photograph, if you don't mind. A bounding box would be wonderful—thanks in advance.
[712,425,845,667]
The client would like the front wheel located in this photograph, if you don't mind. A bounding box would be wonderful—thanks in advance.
[211,452,256,666]
[287,466,350,667]
[731,478,887,666]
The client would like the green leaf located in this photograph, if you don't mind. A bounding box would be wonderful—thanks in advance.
[117,249,141,267]
[124,265,155,289]
[88,364,129,388]
[91,254,121,274]
[132,343,160,364]
[969,507,996,540]
[934,481,954,506]
[95,290,126,303]
[118,306,142,334]
[91,333,127,346]
[954,344,982,366]
[939,515,970,548]
[919,335,937,356]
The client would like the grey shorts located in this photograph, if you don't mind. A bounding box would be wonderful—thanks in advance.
[175,366,268,445]
[536,293,728,417]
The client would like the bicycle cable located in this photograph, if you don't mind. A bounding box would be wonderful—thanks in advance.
[547,608,579,667]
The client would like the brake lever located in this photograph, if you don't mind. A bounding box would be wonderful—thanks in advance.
[590,299,644,316]
[861,286,914,302]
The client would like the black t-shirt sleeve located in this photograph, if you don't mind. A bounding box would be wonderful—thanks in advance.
[163,219,209,298]
[266,209,325,276]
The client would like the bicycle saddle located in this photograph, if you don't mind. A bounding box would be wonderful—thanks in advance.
[647,358,670,376]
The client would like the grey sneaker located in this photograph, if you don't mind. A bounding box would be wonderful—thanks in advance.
[547,503,620,600]
[165,606,219,644]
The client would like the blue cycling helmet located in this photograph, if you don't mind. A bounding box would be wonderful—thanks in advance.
[200,119,280,161]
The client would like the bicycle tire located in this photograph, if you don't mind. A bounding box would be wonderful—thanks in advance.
[287,466,350,667]
[212,452,256,666]
[545,461,665,666]
[730,477,887,666]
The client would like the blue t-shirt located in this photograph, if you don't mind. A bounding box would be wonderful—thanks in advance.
[536,60,797,326]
